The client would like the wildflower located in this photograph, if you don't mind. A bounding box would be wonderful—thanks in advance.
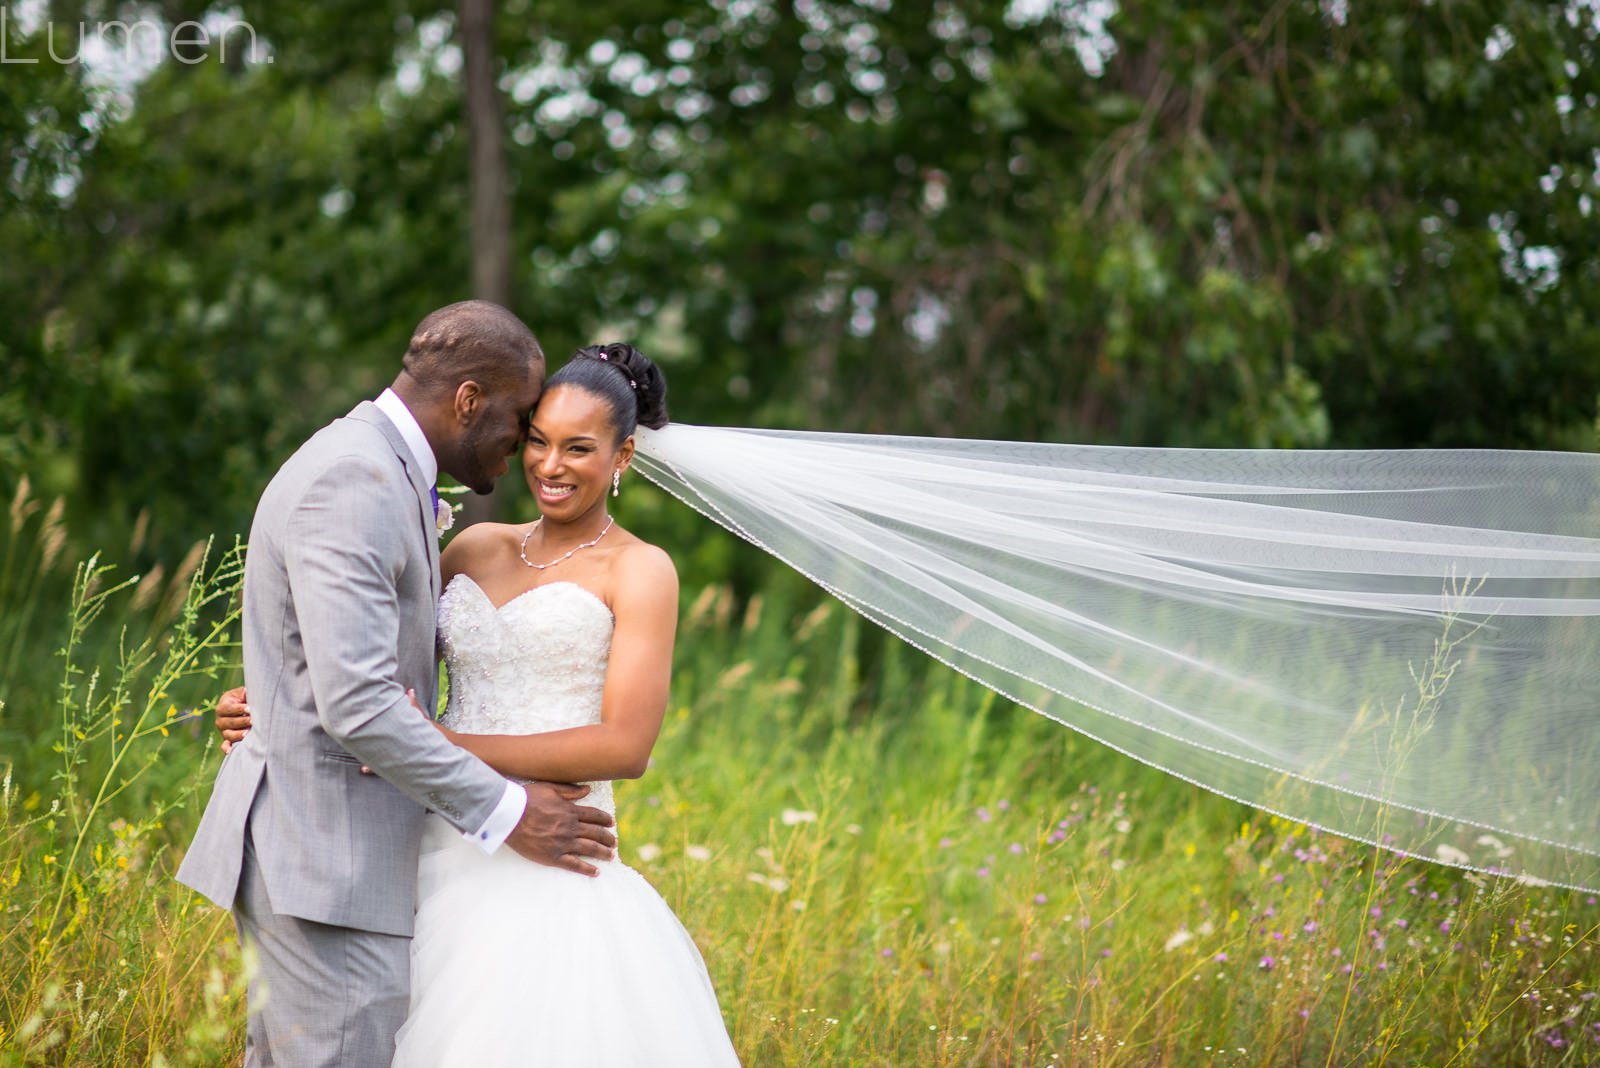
[939,837,953,848]
[1435,844,1471,865]
[1009,843,1024,855]
[685,845,711,862]
[780,808,816,826]
[1034,893,1047,905]
[1101,948,1112,957]
[1259,956,1276,970]
[997,799,1010,811]
[1164,930,1194,952]
[1029,951,1042,962]
[881,948,894,958]
[1302,921,1319,935]
[976,807,992,823]
[1472,831,1510,856]
[1214,952,1229,963]
[1114,819,1131,834]
[845,823,861,835]
[976,867,990,878]
[635,843,661,863]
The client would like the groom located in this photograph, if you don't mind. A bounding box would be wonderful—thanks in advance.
[178,300,617,1067]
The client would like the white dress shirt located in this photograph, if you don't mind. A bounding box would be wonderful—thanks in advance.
[373,388,526,854]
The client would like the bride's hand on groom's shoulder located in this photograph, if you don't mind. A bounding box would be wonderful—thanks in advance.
[217,686,251,754]
[506,782,618,877]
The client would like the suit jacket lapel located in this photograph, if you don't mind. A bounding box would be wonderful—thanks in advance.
[347,401,442,605]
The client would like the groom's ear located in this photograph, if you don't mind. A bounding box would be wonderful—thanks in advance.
[452,380,485,424]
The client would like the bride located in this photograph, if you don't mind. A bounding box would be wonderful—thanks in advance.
[384,343,738,1066]
[389,342,740,1066]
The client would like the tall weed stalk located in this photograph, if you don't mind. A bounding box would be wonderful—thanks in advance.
[1,540,245,1066]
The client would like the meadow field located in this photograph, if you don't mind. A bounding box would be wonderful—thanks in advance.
[2,486,1597,1067]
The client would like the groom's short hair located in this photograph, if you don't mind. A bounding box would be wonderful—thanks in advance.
[402,300,544,395]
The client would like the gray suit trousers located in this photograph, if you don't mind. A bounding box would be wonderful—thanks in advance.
[236,829,409,1068]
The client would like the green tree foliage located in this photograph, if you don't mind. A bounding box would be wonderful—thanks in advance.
[2,0,1597,555]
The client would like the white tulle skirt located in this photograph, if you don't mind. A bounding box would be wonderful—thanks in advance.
[391,815,742,1067]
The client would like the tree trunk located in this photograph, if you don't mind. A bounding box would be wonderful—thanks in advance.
[458,0,513,527]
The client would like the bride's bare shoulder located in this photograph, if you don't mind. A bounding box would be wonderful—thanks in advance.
[441,521,527,581]
[610,536,677,594]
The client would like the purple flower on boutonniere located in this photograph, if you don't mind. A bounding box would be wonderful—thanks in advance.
[435,497,454,534]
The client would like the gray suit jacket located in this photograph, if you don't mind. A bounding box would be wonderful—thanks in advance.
[178,402,510,937]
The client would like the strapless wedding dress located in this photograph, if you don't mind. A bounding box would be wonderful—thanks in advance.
[391,576,741,1067]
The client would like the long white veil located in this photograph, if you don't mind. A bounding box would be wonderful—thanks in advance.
[633,424,1600,891]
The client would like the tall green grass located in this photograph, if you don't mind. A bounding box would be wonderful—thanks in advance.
[1,483,246,1066]
[2,505,1597,1064]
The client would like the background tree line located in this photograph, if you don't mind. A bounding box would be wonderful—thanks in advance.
[2,0,1597,562]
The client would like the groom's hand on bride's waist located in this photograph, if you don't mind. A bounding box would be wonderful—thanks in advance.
[216,687,617,872]
[506,782,617,877]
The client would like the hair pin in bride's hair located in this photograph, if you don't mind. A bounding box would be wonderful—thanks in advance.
[595,349,636,387]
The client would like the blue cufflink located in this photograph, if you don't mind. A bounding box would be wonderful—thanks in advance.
[480,832,489,840]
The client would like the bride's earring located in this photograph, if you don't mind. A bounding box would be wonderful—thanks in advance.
[612,468,622,498]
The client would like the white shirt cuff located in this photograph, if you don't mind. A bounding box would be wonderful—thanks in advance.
[466,781,525,854]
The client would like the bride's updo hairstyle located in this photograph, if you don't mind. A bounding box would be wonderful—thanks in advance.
[544,342,669,444]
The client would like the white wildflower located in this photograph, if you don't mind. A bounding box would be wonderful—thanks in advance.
[1475,834,1513,858]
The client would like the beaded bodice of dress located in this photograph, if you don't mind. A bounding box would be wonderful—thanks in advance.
[437,575,616,817]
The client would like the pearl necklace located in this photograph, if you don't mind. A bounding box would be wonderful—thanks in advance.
[518,515,615,570]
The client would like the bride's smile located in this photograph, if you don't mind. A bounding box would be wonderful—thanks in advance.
[537,479,574,497]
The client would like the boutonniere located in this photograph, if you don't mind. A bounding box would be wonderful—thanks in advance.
[435,497,455,534]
